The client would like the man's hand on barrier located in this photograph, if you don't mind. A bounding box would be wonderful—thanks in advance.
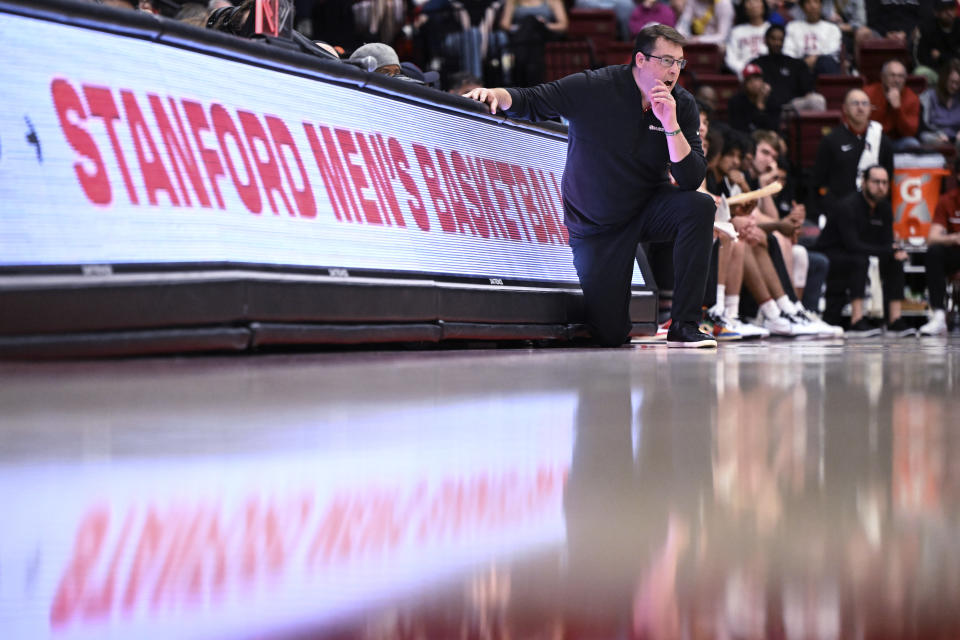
[463,87,513,114]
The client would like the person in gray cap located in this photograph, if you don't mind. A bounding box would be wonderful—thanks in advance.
[349,43,402,77]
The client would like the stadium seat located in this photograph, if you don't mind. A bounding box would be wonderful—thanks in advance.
[601,40,635,66]
[816,74,864,110]
[683,42,722,76]
[857,38,911,84]
[785,110,843,169]
[544,40,596,81]
[566,9,618,48]
[694,73,740,120]
[906,74,928,96]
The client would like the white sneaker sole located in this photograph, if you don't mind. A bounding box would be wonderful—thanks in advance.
[667,338,718,348]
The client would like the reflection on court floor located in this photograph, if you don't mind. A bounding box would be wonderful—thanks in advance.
[1,338,958,639]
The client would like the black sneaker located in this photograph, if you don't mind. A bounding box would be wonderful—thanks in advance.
[847,317,882,338]
[886,317,918,337]
[666,321,718,348]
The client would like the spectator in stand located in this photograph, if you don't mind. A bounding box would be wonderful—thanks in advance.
[812,88,894,217]
[865,0,920,48]
[350,43,432,83]
[783,0,843,75]
[725,0,769,78]
[920,158,960,335]
[575,0,635,40]
[915,0,960,85]
[694,83,718,113]
[207,0,256,36]
[675,0,735,50]
[823,0,874,71]
[728,63,780,133]
[448,71,483,94]
[815,165,916,336]
[501,0,569,87]
[766,0,803,26]
[920,58,960,147]
[95,0,178,14]
[175,3,209,27]
[630,0,677,37]
[864,59,921,150]
[750,24,826,117]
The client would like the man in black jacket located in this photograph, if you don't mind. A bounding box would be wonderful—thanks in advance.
[464,23,717,348]
[728,63,781,134]
[815,165,915,336]
[866,0,920,48]
[916,0,960,78]
[811,88,894,219]
[749,24,823,118]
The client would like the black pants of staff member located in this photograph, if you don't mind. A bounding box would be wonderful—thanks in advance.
[925,244,960,310]
[569,187,715,347]
[821,251,905,325]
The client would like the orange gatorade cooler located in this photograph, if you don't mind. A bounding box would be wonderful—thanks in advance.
[892,154,949,239]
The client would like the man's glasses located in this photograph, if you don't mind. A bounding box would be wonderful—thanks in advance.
[643,52,687,70]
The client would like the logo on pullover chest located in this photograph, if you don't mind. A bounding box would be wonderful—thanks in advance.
[841,143,855,152]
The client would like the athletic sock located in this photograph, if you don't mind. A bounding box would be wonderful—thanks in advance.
[776,295,798,316]
[760,299,781,320]
[725,294,740,319]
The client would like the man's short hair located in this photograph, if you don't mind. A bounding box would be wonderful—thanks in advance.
[843,87,867,103]
[720,127,749,158]
[696,100,713,121]
[764,24,785,38]
[752,129,781,150]
[861,164,887,183]
[632,24,686,66]
[881,59,906,75]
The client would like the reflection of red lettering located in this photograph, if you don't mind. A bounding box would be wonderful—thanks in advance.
[182,100,227,209]
[389,138,429,231]
[123,508,165,614]
[413,143,455,233]
[50,507,110,628]
[266,116,316,219]
[307,497,350,566]
[149,95,211,209]
[303,123,358,222]
[122,90,180,207]
[211,103,262,214]
[84,510,133,621]
[51,79,111,206]
[83,85,136,204]
[238,110,294,216]
[337,129,381,224]
[50,467,567,629]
